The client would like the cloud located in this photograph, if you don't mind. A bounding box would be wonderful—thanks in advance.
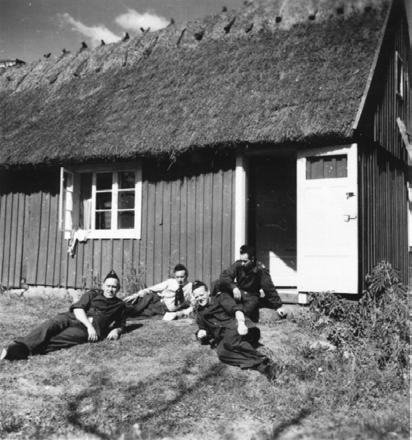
[59,13,121,47]
[115,9,169,32]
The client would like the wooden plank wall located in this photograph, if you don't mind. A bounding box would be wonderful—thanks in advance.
[0,157,235,291]
[358,142,408,287]
[366,3,410,161]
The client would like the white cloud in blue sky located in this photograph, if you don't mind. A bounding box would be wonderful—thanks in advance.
[115,9,169,32]
[59,12,121,47]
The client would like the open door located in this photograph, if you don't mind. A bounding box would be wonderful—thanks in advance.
[297,144,358,294]
[250,156,297,288]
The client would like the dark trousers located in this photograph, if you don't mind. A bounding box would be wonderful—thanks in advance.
[216,327,268,370]
[211,280,282,322]
[126,292,167,317]
[240,293,260,322]
[15,313,88,355]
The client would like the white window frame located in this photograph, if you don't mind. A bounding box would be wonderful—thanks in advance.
[395,51,404,99]
[59,162,142,239]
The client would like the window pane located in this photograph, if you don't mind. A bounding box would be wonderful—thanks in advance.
[118,211,135,229]
[306,155,347,179]
[64,172,73,188]
[96,192,112,209]
[80,173,92,199]
[324,157,336,178]
[80,173,92,229]
[95,211,111,229]
[336,156,347,177]
[119,171,135,189]
[118,191,135,209]
[96,172,112,190]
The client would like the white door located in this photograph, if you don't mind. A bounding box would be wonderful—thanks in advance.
[297,144,358,294]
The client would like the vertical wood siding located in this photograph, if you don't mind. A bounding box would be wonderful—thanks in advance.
[356,3,410,287]
[361,3,410,161]
[0,158,235,290]
[358,142,408,287]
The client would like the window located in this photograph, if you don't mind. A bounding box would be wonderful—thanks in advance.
[395,51,404,98]
[59,163,142,239]
[306,155,347,179]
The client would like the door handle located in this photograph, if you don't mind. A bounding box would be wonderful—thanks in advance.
[343,215,357,222]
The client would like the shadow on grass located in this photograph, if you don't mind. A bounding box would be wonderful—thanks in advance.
[135,362,226,425]
[65,361,227,439]
[270,407,312,439]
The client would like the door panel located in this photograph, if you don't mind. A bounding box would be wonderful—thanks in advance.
[297,144,358,293]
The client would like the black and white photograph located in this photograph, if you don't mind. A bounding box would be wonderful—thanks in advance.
[0,0,410,438]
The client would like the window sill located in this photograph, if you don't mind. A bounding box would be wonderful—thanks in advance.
[65,229,141,240]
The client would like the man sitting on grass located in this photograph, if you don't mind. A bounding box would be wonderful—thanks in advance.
[1,270,126,361]
[218,244,287,322]
[192,280,282,381]
[124,264,193,320]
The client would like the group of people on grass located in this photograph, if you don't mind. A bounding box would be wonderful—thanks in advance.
[1,245,286,381]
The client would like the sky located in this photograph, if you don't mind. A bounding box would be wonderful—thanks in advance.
[0,0,245,62]
[0,0,411,63]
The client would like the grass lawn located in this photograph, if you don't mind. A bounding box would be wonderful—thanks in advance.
[0,294,408,440]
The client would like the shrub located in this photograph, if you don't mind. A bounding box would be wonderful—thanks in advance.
[304,261,409,369]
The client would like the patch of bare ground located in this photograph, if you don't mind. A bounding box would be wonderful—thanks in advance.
[0,293,408,440]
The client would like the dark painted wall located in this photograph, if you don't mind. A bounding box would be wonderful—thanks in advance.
[0,156,235,290]
[358,143,408,287]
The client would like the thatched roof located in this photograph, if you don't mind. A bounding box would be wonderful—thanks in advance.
[0,0,390,166]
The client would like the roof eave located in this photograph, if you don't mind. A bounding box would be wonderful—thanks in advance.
[352,0,394,131]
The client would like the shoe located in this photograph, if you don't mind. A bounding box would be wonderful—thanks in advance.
[276,309,287,320]
[0,342,29,361]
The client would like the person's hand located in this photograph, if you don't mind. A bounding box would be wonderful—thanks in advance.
[237,321,248,336]
[87,325,98,342]
[106,328,121,340]
[233,287,242,302]
[197,329,207,339]
[176,307,192,319]
[124,292,138,303]
[124,291,145,303]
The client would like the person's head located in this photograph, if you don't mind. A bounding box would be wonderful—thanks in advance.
[239,244,256,272]
[102,270,120,298]
[192,280,209,307]
[173,264,188,286]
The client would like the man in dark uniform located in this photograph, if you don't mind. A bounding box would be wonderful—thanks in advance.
[218,245,286,322]
[192,281,282,381]
[0,270,126,361]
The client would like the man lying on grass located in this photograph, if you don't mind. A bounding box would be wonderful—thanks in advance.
[124,264,193,320]
[192,280,282,381]
[1,270,126,361]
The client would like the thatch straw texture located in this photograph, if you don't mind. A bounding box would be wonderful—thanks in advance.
[0,0,388,166]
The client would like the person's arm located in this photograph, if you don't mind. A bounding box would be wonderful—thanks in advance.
[195,311,209,342]
[235,310,248,336]
[73,308,98,341]
[124,288,149,303]
[175,306,193,319]
[106,306,126,340]
[106,327,122,340]
[220,263,242,301]
[260,266,282,310]
[219,292,243,316]
[124,280,169,303]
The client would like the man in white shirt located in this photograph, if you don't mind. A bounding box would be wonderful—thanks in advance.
[124,264,193,319]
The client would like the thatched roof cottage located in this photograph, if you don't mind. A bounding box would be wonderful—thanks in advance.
[0,0,410,300]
